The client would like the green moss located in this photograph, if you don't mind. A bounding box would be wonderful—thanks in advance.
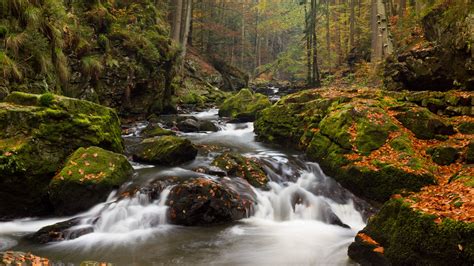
[360,199,474,265]
[39,92,55,107]
[458,122,474,134]
[142,126,176,137]
[218,89,271,121]
[394,106,454,140]
[133,136,197,166]
[49,146,133,215]
[427,145,460,165]
[4,92,40,106]
[212,152,268,188]
[389,134,413,154]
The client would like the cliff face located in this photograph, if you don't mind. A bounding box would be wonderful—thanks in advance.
[384,3,474,91]
[0,0,179,117]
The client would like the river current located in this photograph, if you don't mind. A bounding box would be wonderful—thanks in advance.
[0,108,370,265]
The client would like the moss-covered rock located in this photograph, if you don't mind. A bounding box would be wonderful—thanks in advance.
[212,152,269,188]
[458,122,474,134]
[218,89,271,122]
[133,136,197,166]
[427,145,460,166]
[142,125,176,138]
[394,105,455,140]
[254,89,336,146]
[166,178,254,226]
[49,147,133,215]
[348,199,474,265]
[255,88,455,203]
[0,92,123,218]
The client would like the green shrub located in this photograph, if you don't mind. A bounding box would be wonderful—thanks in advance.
[39,92,55,107]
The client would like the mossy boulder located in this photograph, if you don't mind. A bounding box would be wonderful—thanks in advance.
[458,121,474,134]
[212,152,269,188]
[49,147,133,215]
[166,178,254,226]
[218,89,271,122]
[133,136,197,166]
[254,89,336,145]
[394,106,455,140]
[427,145,460,166]
[141,125,176,138]
[348,199,474,265]
[0,92,123,218]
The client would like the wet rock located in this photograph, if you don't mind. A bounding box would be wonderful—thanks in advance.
[193,166,227,177]
[141,124,176,137]
[199,120,219,132]
[0,92,123,219]
[133,136,198,166]
[0,251,51,265]
[27,217,93,244]
[218,89,271,122]
[49,147,134,215]
[177,118,200,132]
[427,145,460,166]
[348,199,474,265]
[212,152,269,188]
[394,106,455,140]
[166,178,254,226]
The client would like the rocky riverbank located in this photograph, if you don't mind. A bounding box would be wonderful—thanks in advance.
[253,87,473,264]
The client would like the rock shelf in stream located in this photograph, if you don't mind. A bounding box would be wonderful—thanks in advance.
[212,152,269,188]
[218,89,271,122]
[132,136,198,166]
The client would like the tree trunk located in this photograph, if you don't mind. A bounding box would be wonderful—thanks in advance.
[181,0,192,60]
[172,0,183,42]
[399,0,406,17]
[305,3,312,84]
[350,0,355,48]
[241,2,246,69]
[326,0,331,71]
[311,0,320,87]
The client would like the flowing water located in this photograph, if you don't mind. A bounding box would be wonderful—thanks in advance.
[0,108,371,265]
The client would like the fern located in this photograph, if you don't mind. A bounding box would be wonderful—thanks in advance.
[0,51,22,80]
[81,55,104,80]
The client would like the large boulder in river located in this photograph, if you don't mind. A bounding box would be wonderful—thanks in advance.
[166,178,254,226]
[0,92,123,218]
[133,136,198,166]
[212,152,269,188]
[218,89,271,122]
[49,147,133,215]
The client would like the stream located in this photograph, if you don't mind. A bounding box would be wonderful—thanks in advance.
[0,107,372,265]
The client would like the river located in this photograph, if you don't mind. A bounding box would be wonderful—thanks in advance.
[0,108,371,265]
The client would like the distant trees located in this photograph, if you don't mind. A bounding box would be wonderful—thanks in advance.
[164,0,446,85]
